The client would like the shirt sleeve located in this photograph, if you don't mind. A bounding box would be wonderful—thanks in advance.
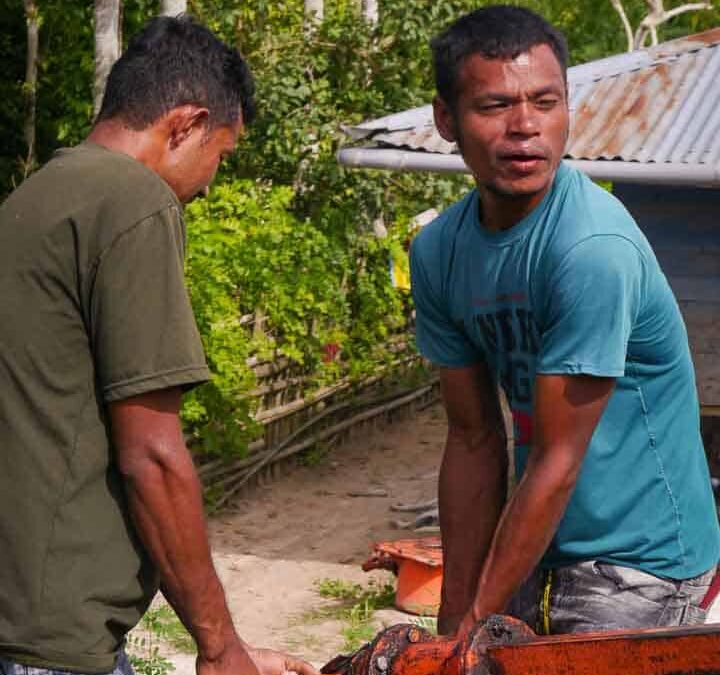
[536,235,645,377]
[409,237,478,368]
[89,208,210,402]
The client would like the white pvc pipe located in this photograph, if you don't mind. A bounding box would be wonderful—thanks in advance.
[337,148,720,187]
[338,148,468,174]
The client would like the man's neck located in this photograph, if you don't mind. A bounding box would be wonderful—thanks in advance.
[477,185,550,233]
[86,119,163,174]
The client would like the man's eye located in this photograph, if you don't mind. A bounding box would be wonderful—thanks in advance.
[536,98,559,109]
[478,102,509,112]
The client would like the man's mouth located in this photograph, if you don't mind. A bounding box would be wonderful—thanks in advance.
[498,153,547,173]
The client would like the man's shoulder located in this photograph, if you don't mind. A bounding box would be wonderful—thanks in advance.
[55,143,179,220]
[2,143,181,255]
[548,163,648,257]
[412,189,477,260]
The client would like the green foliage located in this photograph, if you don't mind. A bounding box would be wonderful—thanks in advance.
[315,577,396,651]
[410,616,438,635]
[140,605,196,654]
[127,639,175,675]
[182,179,411,456]
[127,603,194,675]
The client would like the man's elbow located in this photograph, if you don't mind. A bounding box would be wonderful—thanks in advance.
[447,423,506,454]
[115,439,194,486]
[527,447,583,496]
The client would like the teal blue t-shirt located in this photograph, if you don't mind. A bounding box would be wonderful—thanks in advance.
[410,162,719,579]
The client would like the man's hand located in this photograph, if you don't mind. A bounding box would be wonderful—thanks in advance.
[196,637,260,675]
[455,612,477,642]
[196,639,318,675]
[248,648,318,675]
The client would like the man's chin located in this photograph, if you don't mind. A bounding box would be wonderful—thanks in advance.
[484,168,557,199]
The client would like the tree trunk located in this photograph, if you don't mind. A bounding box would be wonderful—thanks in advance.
[23,0,39,174]
[361,0,379,26]
[304,0,323,31]
[94,0,123,118]
[160,0,187,17]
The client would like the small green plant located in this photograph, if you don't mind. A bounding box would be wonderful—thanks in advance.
[127,635,175,675]
[141,605,196,655]
[315,577,396,651]
[410,616,438,635]
[127,604,196,675]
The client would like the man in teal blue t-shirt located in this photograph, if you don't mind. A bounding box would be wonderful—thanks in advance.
[411,6,719,637]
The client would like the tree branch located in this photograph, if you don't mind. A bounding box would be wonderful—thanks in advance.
[610,0,635,52]
[662,2,712,21]
[632,0,711,49]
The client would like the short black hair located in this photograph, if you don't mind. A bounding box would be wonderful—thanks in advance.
[97,15,255,129]
[431,5,568,111]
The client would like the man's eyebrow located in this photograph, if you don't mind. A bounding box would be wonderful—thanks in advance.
[529,85,564,97]
[474,85,565,102]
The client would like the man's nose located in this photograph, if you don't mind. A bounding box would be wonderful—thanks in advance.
[508,101,539,136]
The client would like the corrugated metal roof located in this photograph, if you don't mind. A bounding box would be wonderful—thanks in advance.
[343,28,720,167]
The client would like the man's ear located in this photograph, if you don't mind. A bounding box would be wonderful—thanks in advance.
[166,105,210,150]
[433,96,457,144]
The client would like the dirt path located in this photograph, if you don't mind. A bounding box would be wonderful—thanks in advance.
[155,403,448,673]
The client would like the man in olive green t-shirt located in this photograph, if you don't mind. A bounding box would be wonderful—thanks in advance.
[0,16,315,675]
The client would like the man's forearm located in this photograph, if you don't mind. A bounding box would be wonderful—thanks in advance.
[438,426,507,633]
[467,449,579,621]
[122,444,241,660]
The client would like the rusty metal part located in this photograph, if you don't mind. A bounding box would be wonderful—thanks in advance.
[362,538,443,571]
[321,615,720,675]
[362,538,443,615]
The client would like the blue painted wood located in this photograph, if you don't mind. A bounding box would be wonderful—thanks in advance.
[614,183,720,407]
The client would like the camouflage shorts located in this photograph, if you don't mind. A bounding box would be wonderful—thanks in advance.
[0,651,134,675]
[506,560,715,635]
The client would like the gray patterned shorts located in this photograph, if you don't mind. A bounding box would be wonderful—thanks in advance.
[506,560,715,635]
[0,651,134,675]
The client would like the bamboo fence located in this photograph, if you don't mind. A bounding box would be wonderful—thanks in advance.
[195,321,439,507]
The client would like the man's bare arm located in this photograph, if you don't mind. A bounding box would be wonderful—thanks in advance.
[457,374,615,637]
[110,388,316,675]
[437,363,508,635]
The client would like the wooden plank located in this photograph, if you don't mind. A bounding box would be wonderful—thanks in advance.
[666,276,720,303]
[655,249,720,277]
[680,301,720,334]
[694,352,720,407]
[688,335,720,354]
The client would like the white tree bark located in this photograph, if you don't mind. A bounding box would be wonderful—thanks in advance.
[610,0,712,51]
[23,0,39,173]
[304,0,323,31]
[160,0,187,17]
[609,0,635,51]
[361,0,379,26]
[94,0,123,117]
[634,1,711,48]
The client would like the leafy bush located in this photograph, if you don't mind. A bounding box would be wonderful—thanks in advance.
[182,179,414,457]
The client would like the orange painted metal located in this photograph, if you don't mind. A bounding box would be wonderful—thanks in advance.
[362,538,442,616]
[489,625,720,675]
[321,615,720,675]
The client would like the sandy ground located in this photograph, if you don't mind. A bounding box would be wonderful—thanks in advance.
[151,403,449,674]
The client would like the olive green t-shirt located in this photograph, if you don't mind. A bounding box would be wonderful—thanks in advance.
[0,143,210,672]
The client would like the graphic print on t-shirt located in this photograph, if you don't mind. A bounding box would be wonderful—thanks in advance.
[470,294,540,450]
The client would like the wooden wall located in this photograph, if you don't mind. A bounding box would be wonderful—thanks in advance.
[614,183,720,412]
